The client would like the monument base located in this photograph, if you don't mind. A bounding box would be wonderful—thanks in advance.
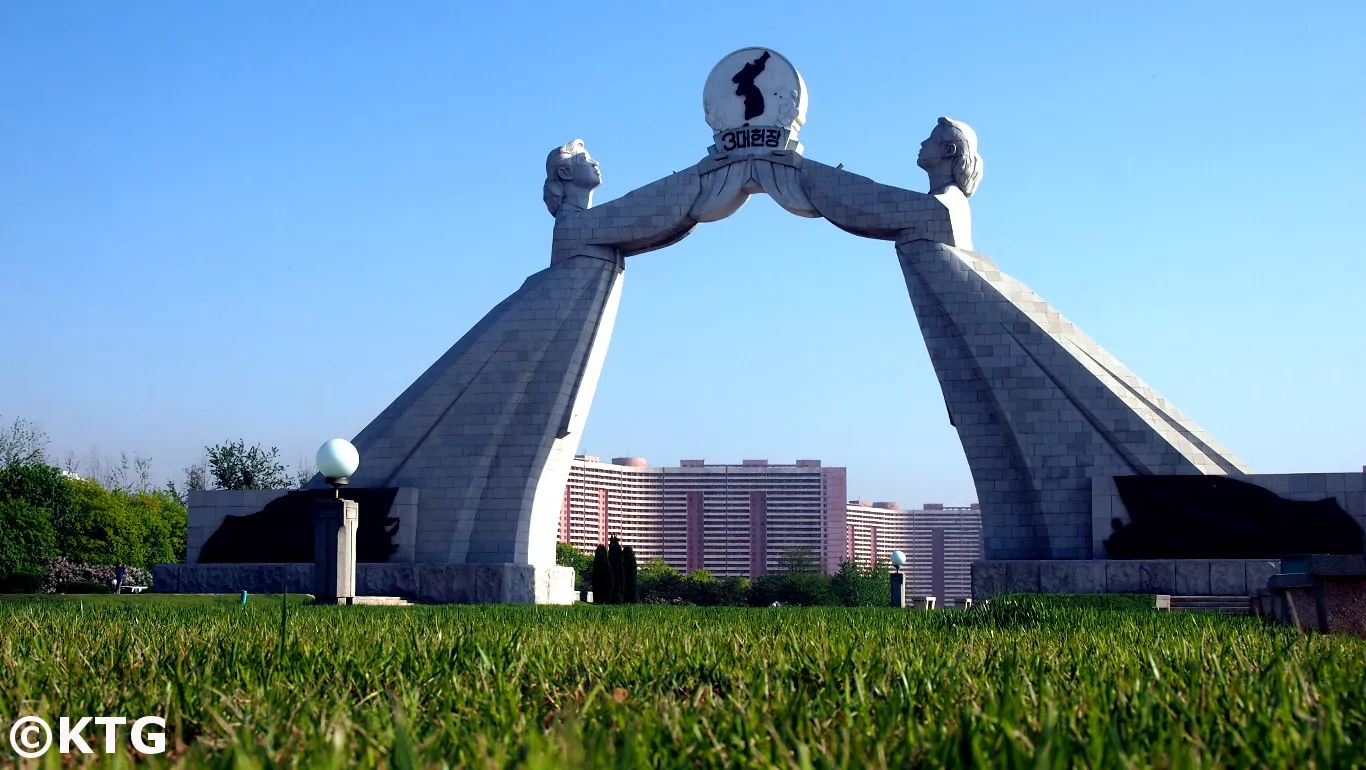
[1255,555,1366,637]
[972,559,1280,599]
[153,563,577,605]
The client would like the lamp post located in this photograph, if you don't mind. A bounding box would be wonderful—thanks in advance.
[889,550,907,608]
[313,438,360,605]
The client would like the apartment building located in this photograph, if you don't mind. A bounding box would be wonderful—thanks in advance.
[559,456,983,599]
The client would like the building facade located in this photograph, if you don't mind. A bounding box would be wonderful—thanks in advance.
[560,456,982,599]
[845,501,983,603]
[559,456,846,578]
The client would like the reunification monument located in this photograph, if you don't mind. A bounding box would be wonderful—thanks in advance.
[166,48,1362,603]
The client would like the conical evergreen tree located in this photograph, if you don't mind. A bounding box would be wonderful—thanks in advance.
[623,545,638,604]
[591,544,613,604]
[608,535,625,604]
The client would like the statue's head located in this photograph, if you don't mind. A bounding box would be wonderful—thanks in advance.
[543,139,602,215]
[916,117,982,197]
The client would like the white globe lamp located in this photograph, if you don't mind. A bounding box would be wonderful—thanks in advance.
[890,550,906,573]
[316,438,360,491]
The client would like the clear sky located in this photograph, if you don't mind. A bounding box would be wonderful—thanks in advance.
[2,1,1363,505]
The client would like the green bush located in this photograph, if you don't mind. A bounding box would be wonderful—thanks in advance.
[53,479,186,569]
[830,559,891,607]
[638,558,682,603]
[0,450,187,572]
[555,542,592,591]
[55,580,110,594]
[0,464,72,547]
[750,571,834,606]
[717,575,750,606]
[0,498,56,585]
[0,570,45,593]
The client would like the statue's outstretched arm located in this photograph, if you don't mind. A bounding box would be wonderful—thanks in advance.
[799,159,955,244]
[567,165,707,258]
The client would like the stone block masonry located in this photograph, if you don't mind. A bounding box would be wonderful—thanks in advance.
[896,241,1248,560]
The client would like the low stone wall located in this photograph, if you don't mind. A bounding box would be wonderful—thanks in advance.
[972,559,1280,599]
[153,563,576,604]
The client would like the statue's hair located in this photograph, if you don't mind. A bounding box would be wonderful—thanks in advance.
[932,117,983,197]
[543,139,587,215]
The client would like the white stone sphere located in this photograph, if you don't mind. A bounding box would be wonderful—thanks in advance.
[890,550,906,568]
[316,438,360,479]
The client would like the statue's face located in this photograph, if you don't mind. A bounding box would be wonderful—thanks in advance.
[917,128,952,172]
[558,148,602,189]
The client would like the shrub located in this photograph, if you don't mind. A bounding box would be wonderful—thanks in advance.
[555,542,593,591]
[830,559,891,607]
[54,479,186,569]
[0,571,44,593]
[718,576,750,606]
[0,463,72,527]
[128,489,188,566]
[56,580,112,594]
[40,557,152,594]
[680,569,720,606]
[751,571,834,606]
[637,558,681,603]
[0,499,56,585]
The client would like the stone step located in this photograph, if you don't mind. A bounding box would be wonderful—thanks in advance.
[1167,595,1251,615]
[350,596,416,607]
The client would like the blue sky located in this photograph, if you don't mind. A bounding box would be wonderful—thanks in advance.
[2,1,1363,505]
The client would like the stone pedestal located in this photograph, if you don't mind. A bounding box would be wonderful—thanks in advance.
[1258,555,1366,637]
[890,572,906,608]
[313,497,358,605]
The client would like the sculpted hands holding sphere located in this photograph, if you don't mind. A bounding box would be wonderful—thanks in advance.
[545,47,981,268]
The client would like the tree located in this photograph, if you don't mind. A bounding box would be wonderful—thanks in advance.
[622,545,638,604]
[777,546,822,575]
[682,569,720,605]
[0,416,48,469]
[607,536,625,604]
[205,440,290,490]
[294,452,317,489]
[93,451,155,493]
[556,541,593,591]
[60,479,139,566]
[0,463,74,536]
[0,499,56,588]
[637,557,681,603]
[129,489,188,566]
[167,460,208,504]
[718,576,750,606]
[591,544,613,604]
[55,479,186,569]
[831,558,892,607]
[750,571,834,607]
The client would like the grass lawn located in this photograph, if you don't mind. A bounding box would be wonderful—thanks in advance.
[0,593,1361,768]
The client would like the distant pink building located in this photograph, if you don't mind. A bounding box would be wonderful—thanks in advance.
[560,456,845,576]
[559,457,981,597]
[845,501,983,603]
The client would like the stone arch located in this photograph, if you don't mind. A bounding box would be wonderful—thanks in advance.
[336,144,1247,603]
